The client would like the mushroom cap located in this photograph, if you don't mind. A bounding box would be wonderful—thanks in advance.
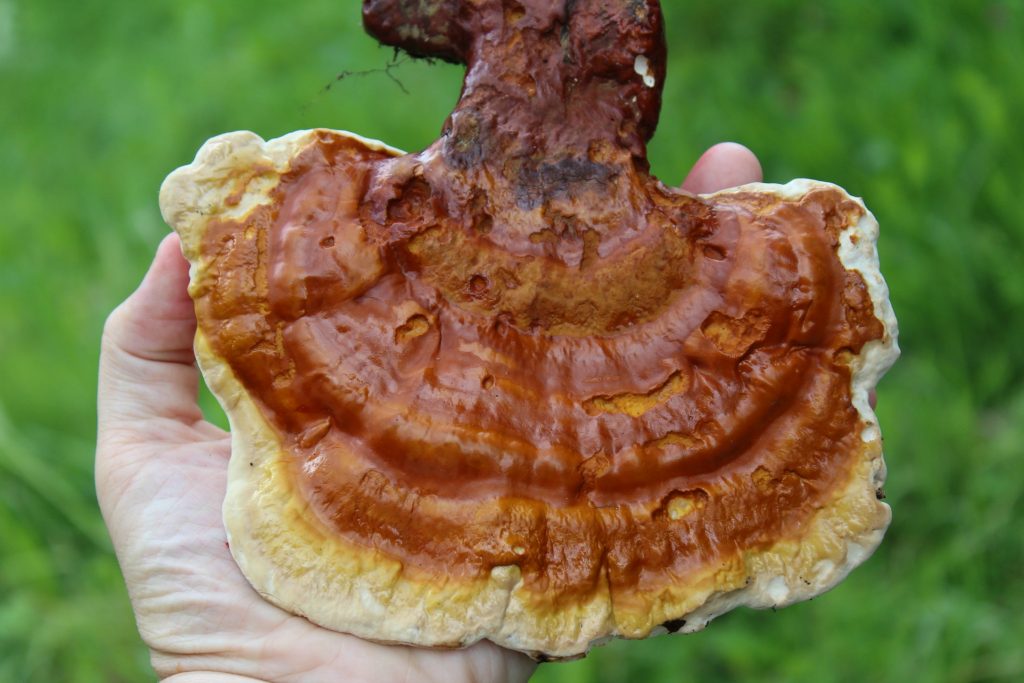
[159,0,899,660]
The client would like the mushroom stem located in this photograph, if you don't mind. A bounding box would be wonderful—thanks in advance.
[364,0,666,162]
[364,0,672,267]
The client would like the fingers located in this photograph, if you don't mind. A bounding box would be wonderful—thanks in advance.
[681,142,763,194]
[98,233,203,431]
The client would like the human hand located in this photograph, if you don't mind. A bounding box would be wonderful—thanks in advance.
[95,143,761,683]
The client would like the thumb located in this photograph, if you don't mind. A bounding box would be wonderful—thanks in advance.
[98,233,203,434]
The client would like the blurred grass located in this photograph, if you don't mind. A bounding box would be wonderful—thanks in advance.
[1,0,1022,680]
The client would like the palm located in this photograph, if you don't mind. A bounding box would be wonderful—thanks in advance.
[96,143,760,682]
[99,353,531,683]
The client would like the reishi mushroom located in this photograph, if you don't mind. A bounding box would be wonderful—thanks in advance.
[159,0,900,659]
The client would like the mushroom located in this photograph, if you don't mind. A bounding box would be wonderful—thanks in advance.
[159,0,899,659]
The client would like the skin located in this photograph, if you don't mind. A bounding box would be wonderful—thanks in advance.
[96,143,762,683]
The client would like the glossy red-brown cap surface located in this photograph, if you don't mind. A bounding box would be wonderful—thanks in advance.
[161,0,899,658]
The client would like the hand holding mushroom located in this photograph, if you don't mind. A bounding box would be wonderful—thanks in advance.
[100,0,898,671]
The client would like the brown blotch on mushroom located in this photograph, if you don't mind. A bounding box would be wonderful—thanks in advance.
[394,313,431,343]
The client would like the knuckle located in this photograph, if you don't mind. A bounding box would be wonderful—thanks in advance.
[101,303,130,350]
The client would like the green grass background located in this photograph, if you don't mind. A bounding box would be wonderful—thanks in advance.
[1,0,1022,680]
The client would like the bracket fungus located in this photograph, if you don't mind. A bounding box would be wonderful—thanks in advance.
[160,0,899,659]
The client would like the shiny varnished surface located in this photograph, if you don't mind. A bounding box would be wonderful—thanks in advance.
[191,0,885,601]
